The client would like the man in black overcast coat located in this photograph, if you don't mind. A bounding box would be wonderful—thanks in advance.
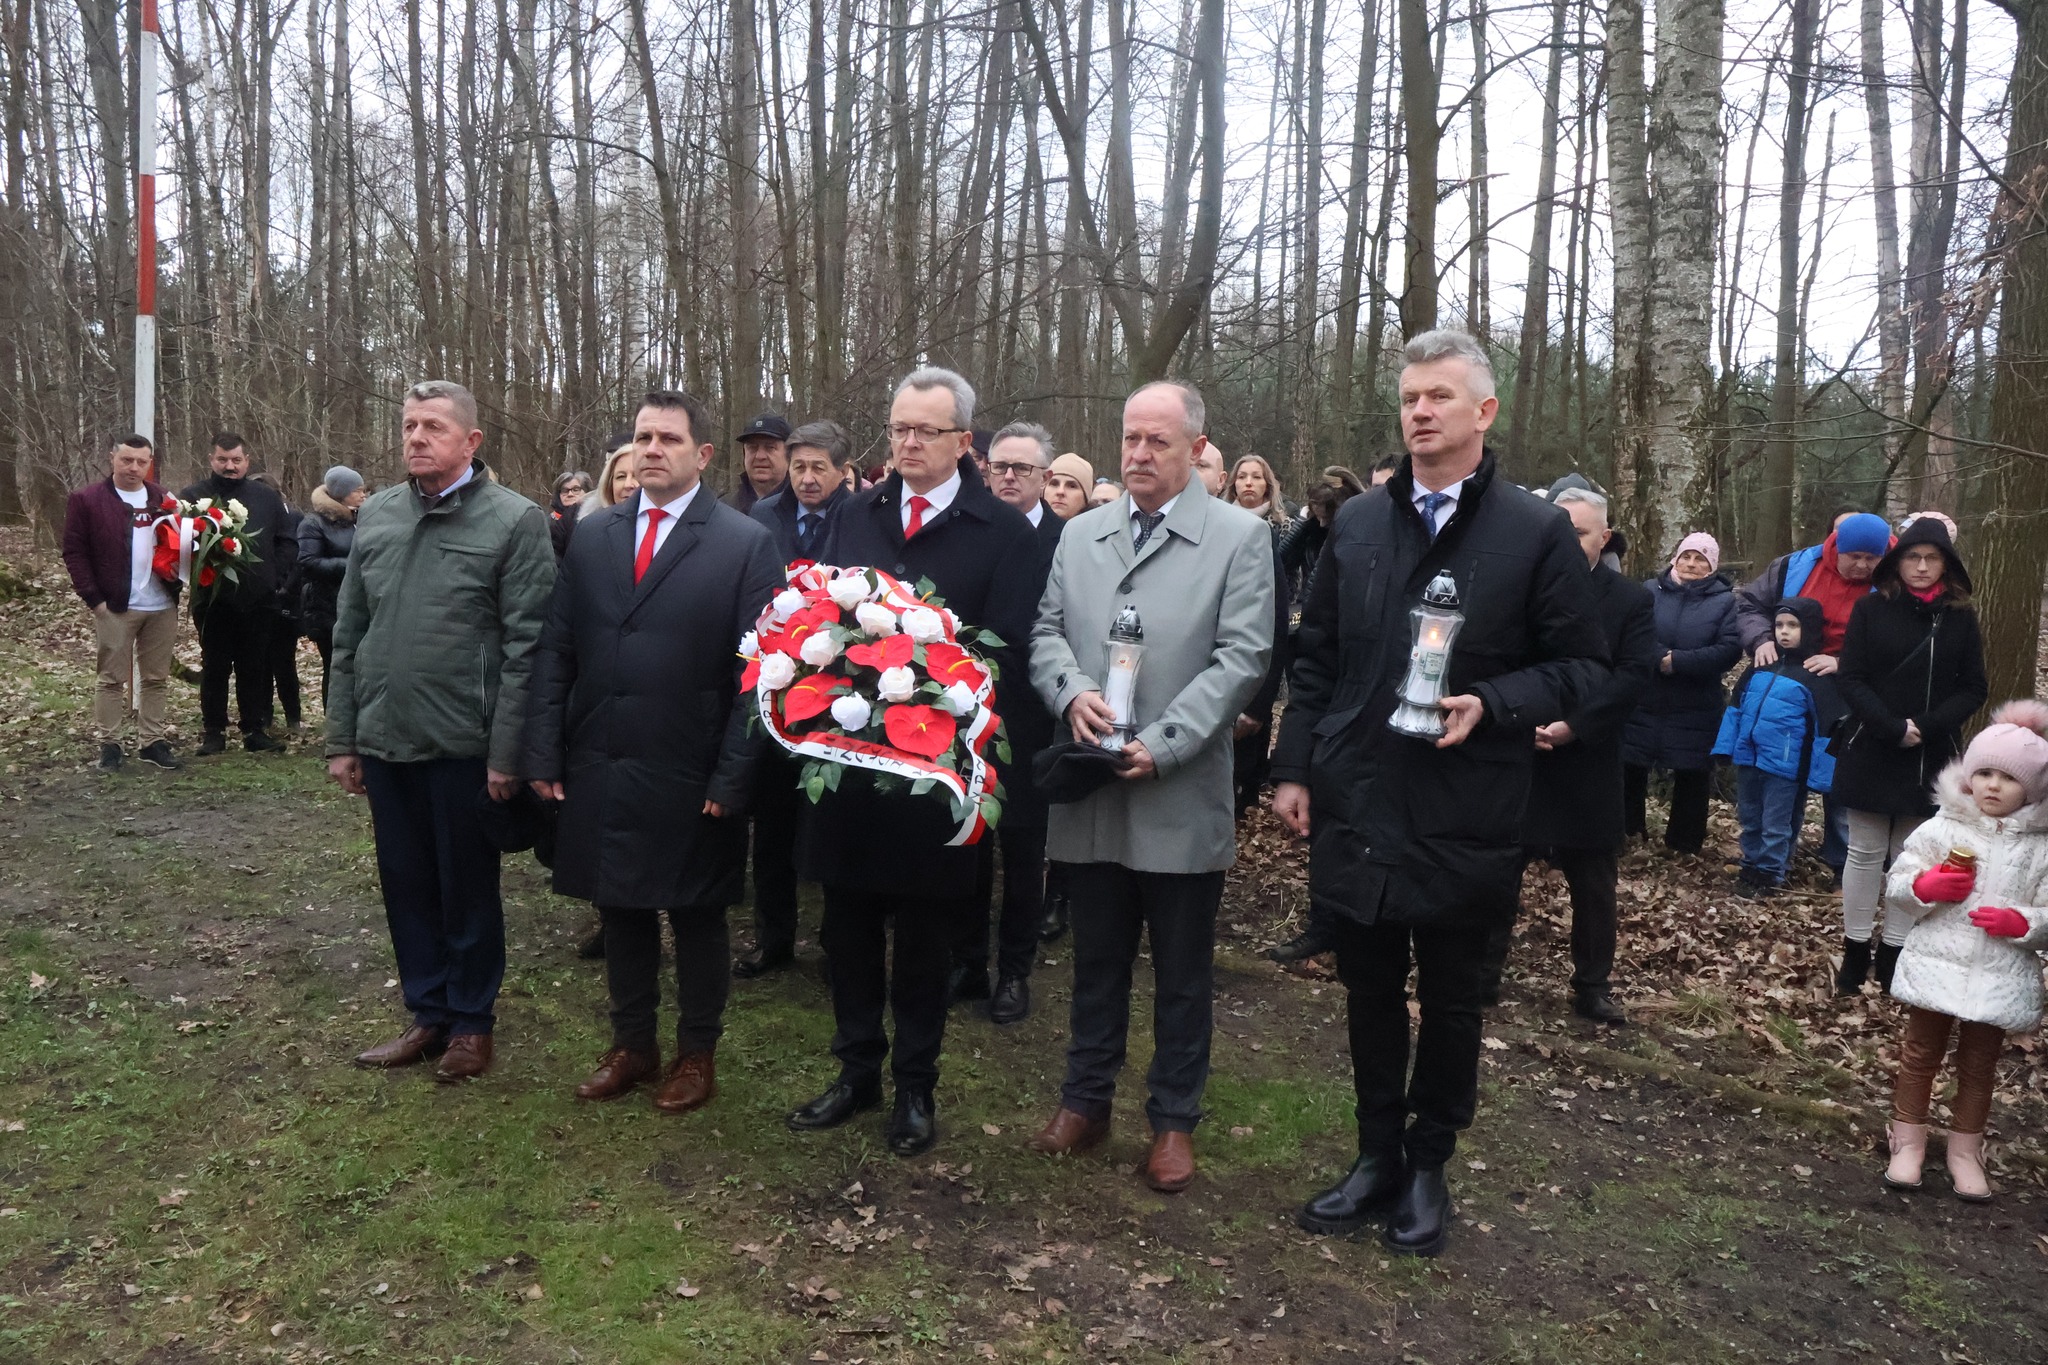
[525,389,783,1115]
[1271,330,1608,1259]
[1521,489,1660,1026]
[180,430,298,753]
[784,367,1042,1158]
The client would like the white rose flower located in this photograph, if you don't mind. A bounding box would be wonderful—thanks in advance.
[799,631,842,666]
[827,575,869,610]
[772,588,806,620]
[194,497,213,512]
[902,606,946,643]
[829,693,873,731]
[940,681,979,717]
[943,609,962,634]
[853,602,898,636]
[877,666,917,702]
[226,498,249,522]
[757,654,797,690]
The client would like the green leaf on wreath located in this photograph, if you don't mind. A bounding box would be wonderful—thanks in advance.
[805,772,827,803]
[911,777,935,796]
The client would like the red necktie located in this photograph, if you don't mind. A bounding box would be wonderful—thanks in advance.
[905,494,931,537]
[634,507,668,583]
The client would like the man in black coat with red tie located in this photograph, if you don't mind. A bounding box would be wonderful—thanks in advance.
[785,367,1043,1156]
[525,389,784,1114]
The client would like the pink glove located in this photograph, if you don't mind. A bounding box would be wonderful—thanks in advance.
[1970,906,2029,939]
[1913,867,1975,904]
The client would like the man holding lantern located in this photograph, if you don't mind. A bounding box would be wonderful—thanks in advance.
[1271,330,1608,1257]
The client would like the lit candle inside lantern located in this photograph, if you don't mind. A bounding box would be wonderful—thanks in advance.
[1100,603,1147,750]
[1389,571,1467,739]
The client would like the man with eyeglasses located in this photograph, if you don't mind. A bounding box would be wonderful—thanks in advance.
[949,420,1066,1025]
[784,368,1043,1158]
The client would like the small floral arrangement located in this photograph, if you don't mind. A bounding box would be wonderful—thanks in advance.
[743,563,1009,844]
[151,494,262,609]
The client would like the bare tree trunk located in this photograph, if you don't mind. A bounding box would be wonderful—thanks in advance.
[1466,0,1489,341]
[1331,0,1384,449]
[728,0,764,431]
[1760,0,1818,563]
[1397,0,1437,336]
[1606,0,1652,556]
[1862,0,1910,511]
[1288,0,1327,474]
[1505,0,1567,471]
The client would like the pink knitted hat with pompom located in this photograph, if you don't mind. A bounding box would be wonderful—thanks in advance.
[1962,699,2048,805]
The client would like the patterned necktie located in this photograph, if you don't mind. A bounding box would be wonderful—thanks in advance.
[1419,492,1452,542]
[906,494,931,537]
[1133,509,1166,552]
[796,512,818,558]
[633,508,668,583]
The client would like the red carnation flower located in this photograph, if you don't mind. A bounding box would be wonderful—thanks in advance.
[159,494,179,511]
[846,633,915,671]
[221,536,239,555]
[781,673,845,724]
[207,507,227,525]
[198,565,217,588]
[885,703,956,759]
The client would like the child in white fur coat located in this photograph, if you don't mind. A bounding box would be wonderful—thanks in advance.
[1880,699,2048,1201]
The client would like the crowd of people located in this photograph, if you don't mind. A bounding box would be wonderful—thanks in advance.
[57,328,2046,1256]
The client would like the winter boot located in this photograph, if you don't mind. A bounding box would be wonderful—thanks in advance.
[1835,938,1872,997]
[1874,942,1903,995]
[1945,1130,1992,1203]
[1883,1121,1927,1191]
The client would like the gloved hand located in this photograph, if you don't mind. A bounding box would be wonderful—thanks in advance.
[1969,906,2029,939]
[1912,866,1975,904]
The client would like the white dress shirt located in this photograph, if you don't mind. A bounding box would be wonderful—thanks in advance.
[1129,492,1181,546]
[1411,476,1469,537]
[635,482,702,560]
[900,469,962,533]
[1025,501,1044,528]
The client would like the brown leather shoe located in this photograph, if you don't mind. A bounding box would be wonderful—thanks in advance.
[653,1050,717,1114]
[1027,1107,1111,1156]
[353,1025,446,1069]
[575,1047,658,1101]
[434,1033,494,1083]
[1144,1131,1196,1193]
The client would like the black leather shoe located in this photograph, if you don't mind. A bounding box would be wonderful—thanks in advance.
[243,730,285,753]
[1038,893,1070,943]
[786,1077,883,1132]
[886,1090,937,1157]
[989,976,1031,1025]
[1572,988,1628,1025]
[576,924,607,960]
[196,732,228,757]
[97,743,124,771]
[1298,1150,1406,1235]
[1383,1165,1451,1257]
[1266,926,1333,964]
[946,962,990,1005]
[733,945,794,979]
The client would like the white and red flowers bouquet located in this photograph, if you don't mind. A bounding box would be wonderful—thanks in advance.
[151,493,262,609]
[743,563,1009,844]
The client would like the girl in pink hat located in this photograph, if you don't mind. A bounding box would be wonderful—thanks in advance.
[1879,699,2048,1201]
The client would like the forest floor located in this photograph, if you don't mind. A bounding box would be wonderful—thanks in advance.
[1,527,2045,1365]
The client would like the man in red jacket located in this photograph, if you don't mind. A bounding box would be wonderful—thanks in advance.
[60,434,183,771]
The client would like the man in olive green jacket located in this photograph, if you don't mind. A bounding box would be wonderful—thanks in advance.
[327,380,556,1081]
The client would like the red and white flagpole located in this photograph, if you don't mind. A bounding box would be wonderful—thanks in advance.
[135,0,159,449]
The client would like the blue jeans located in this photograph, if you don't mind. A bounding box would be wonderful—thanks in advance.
[1819,792,1849,873]
[1736,766,1807,884]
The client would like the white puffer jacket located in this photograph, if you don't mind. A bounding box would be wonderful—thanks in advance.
[1885,761,2048,1032]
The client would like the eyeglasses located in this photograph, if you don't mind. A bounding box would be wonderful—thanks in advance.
[987,460,1046,478]
[886,423,966,444]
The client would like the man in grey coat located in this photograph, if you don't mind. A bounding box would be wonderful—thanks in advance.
[1023,379,1276,1193]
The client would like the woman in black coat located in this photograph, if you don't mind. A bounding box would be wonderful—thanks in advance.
[1830,518,1986,994]
[296,467,364,708]
[1620,532,1742,852]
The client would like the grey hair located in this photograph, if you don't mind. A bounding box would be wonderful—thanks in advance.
[1553,486,1610,523]
[1128,379,1207,441]
[788,419,854,468]
[896,366,975,429]
[404,379,480,432]
[1401,329,1497,401]
[989,420,1055,466]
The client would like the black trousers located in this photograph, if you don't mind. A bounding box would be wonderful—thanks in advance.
[1061,862,1223,1134]
[1623,764,1710,854]
[196,597,276,734]
[1232,722,1273,820]
[270,613,303,727]
[360,756,505,1035]
[748,755,802,955]
[820,886,960,1093]
[957,819,1047,983]
[1334,916,1514,1168]
[1523,845,1620,992]
[309,627,334,710]
[600,904,730,1054]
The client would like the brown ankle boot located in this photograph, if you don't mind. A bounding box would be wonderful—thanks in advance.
[1027,1107,1111,1156]
[575,1047,658,1101]
[653,1050,717,1114]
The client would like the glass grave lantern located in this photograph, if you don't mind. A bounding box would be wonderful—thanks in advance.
[1388,570,1467,739]
[1100,602,1147,750]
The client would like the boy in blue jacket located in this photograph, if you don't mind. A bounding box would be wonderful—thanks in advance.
[1714,597,1845,896]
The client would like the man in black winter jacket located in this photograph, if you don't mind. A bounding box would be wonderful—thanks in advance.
[180,432,298,753]
[1271,330,1608,1258]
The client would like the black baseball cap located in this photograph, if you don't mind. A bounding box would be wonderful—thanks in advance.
[739,412,792,443]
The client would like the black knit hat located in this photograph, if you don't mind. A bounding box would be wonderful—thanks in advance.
[1873,514,1972,596]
